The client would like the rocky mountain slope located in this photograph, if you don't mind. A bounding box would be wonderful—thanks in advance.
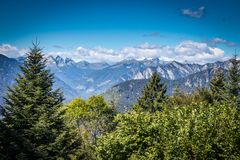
[0,54,21,104]
[103,68,228,111]
[0,54,229,106]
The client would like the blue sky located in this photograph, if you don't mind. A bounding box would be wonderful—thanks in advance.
[0,0,239,63]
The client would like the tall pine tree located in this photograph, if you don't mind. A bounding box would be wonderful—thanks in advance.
[0,43,82,159]
[226,55,240,108]
[210,68,226,102]
[135,72,166,112]
[227,55,240,97]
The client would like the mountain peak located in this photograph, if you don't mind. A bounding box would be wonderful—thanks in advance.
[47,56,76,66]
[55,56,64,64]
[65,57,75,65]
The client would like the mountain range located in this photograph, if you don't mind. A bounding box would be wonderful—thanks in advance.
[0,54,230,108]
[104,68,229,111]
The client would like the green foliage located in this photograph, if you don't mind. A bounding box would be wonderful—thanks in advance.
[162,103,240,159]
[210,68,226,102]
[65,96,117,159]
[227,55,240,97]
[195,87,213,104]
[97,102,240,159]
[0,43,82,159]
[226,55,240,107]
[96,110,164,160]
[171,85,198,106]
[135,72,166,112]
[170,86,212,106]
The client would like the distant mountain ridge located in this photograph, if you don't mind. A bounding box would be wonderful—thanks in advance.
[0,54,21,104]
[104,68,228,111]
[0,54,230,105]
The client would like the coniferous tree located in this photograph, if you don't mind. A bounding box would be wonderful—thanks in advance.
[227,55,240,97]
[135,72,166,112]
[171,85,191,106]
[173,84,182,97]
[0,43,82,159]
[226,55,240,108]
[195,87,213,104]
[210,68,226,102]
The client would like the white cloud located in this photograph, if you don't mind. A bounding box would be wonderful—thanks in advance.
[0,44,27,58]
[48,41,225,64]
[47,46,122,63]
[173,41,225,64]
[76,46,123,63]
[182,6,205,18]
[118,41,225,64]
[1,41,227,64]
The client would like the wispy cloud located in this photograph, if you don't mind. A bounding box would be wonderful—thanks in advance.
[53,45,65,49]
[143,32,161,37]
[182,6,205,18]
[206,37,237,47]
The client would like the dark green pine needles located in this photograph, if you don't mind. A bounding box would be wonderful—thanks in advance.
[210,68,226,102]
[227,55,240,97]
[0,43,82,160]
[135,72,166,112]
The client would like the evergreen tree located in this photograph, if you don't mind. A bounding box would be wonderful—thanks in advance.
[135,72,166,112]
[210,68,226,102]
[195,87,213,104]
[171,85,191,106]
[227,55,240,98]
[173,84,182,97]
[226,55,240,108]
[0,43,82,159]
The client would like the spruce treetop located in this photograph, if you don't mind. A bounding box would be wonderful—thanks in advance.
[135,72,166,112]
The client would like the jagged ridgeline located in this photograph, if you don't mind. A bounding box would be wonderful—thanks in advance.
[0,53,230,107]
[103,67,229,111]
